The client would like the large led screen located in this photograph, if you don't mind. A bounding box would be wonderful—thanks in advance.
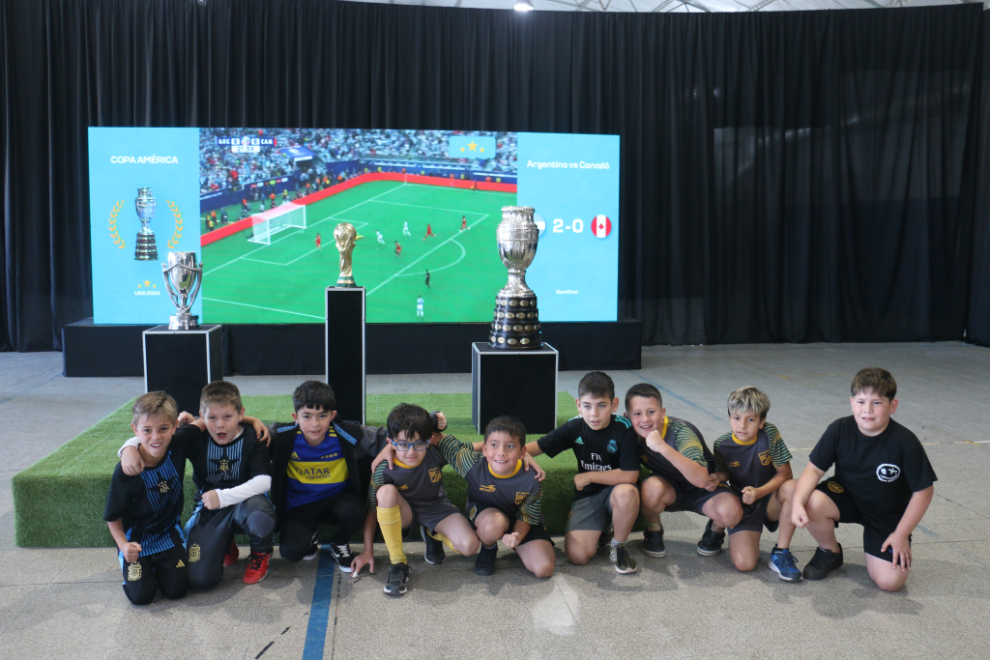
[89,128,619,324]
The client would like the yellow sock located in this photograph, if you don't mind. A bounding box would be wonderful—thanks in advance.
[377,505,407,565]
[428,529,459,555]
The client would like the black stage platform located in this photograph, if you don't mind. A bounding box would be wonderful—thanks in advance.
[63,318,641,377]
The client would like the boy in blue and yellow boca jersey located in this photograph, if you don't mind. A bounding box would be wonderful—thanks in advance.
[120,381,276,590]
[365,403,480,597]
[268,381,388,574]
[105,392,189,605]
[438,416,554,578]
[624,383,743,559]
[706,387,794,576]
[525,372,642,574]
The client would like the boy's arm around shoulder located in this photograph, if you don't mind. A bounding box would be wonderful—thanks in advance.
[435,434,481,477]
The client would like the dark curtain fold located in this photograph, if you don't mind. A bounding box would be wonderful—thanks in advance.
[0,0,985,351]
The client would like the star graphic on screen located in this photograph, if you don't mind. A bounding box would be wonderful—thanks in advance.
[480,147,485,153]
[468,141,478,151]
[143,279,151,287]
[460,147,465,152]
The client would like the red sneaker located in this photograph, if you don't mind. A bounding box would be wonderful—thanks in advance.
[243,551,272,584]
[224,539,240,566]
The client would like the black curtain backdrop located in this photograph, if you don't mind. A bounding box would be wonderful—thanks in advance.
[1,1,987,351]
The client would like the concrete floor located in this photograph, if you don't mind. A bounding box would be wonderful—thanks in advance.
[1,342,988,659]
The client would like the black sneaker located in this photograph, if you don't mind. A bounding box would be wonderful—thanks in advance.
[383,562,410,597]
[328,543,353,573]
[598,521,614,550]
[697,520,725,556]
[642,527,666,558]
[610,542,638,574]
[803,544,843,581]
[474,545,498,576]
[302,531,320,561]
[421,525,446,565]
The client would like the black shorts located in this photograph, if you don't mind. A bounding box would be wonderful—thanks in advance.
[816,480,909,563]
[728,496,779,535]
[646,474,734,516]
[468,503,554,547]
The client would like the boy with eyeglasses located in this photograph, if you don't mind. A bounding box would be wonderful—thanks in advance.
[363,403,480,597]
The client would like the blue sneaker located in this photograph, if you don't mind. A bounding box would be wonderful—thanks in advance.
[769,546,801,582]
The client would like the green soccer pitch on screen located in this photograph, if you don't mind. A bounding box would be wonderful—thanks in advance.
[88,127,620,325]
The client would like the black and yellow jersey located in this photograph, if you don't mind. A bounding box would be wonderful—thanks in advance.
[368,446,448,509]
[712,422,791,491]
[435,435,542,526]
[638,416,714,489]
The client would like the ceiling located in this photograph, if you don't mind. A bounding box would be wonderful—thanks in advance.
[348,0,978,14]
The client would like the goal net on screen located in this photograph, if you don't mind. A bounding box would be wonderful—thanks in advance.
[246,202,308,245]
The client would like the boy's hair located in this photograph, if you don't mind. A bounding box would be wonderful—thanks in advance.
[200,381,243,413]
[578,371,615,401]
[850,368,897,400]
[292,380,336,413]
[132,391,178,426]
[624,383,663,412]
[484,416,527,444]
[387,403,433,443]
[727,386,771,420]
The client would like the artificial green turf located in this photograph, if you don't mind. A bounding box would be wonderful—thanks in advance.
[13,392,594,548]
[200,181,515,324]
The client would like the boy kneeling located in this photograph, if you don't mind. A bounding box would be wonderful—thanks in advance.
[784,368,936,591]
[367,403,480,597]
[440,416,554,578]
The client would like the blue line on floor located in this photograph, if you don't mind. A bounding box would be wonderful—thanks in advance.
[625,373,723,422]
[302,549,336,660]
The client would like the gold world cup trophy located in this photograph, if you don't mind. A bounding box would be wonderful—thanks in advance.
[334,222,358,288]
[490,206,543,349]
[134,187,158,261]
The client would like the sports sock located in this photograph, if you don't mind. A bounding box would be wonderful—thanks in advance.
[377,506,407,565]
[428,529,459,554]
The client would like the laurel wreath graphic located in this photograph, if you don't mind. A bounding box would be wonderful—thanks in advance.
[108,201,126,249]
[166,201,184,249]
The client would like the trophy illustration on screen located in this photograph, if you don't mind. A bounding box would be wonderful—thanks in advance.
[134,187,159,261]
[162,251,203,330]
[334,222,358,288]
[490,206,543,349]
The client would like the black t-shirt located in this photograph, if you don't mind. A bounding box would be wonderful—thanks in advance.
[809,417,937,530]
[169,424,271,501]
[537,415,641,500]
[103,447,188,557]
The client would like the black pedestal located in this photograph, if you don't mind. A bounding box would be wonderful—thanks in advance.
[326,287,366,423]
[143,325,222,416]
[472,342,558,434]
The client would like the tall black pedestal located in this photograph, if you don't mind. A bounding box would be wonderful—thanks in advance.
[143,325,222,416]
[472,342,558,435]
[326,287,366,423]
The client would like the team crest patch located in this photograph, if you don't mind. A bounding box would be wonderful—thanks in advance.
[189,544,202,562]
[515,492,529,505]
[827,481,845,494]
[127,562,142,581]
[759,451,772,466]
[479,484,496,493]
[429,467,443,483]
[641,454,649,463]
[607,439,618,453]
[468,505,477,520]
[156,479,170,494]
[877,464,901,483]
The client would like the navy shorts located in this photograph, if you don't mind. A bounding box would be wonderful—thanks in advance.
[728,495,779,535]
[468,503,554,546]
[645,474,735,516]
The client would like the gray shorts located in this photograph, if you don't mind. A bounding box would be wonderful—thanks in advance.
[565,486,617,534]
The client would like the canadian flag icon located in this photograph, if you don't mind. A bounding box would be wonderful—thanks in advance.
[592,215,612,238]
